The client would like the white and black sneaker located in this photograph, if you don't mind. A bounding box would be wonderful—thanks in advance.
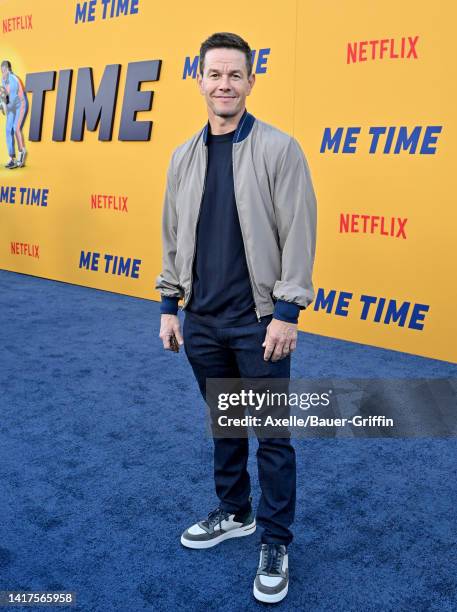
[17,149,27,167]
[5,158,17,169]
[253,543,289,604]
[181,503,256,549]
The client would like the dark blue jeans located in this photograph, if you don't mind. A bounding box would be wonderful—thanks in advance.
[182,312,296,546]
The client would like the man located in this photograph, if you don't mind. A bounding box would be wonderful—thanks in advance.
[1,60,28,169]
[156,32,317,604]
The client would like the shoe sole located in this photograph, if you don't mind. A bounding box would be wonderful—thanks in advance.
[253,581,288,604]
[181,520,256,549]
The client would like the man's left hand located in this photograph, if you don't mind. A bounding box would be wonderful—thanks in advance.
[262,318,298,362]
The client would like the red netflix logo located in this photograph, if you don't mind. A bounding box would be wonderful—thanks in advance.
[10,242,40,258]
[347,36,419,64]
[339,214,408,239]
[2,14,32,33]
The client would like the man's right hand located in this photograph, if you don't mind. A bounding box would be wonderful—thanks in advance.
[159,314,184,352]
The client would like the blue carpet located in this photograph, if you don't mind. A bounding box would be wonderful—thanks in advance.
[0,269,456,612]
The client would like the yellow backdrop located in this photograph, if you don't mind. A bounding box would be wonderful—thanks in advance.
[0,0,455,362]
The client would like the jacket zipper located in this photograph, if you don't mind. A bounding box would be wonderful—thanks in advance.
[232,146,261,323]
[181,144,208,311]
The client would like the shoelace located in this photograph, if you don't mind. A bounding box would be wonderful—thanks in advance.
[261,544,283,575]
[204,507,231,532]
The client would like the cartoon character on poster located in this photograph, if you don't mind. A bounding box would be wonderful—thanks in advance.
[1,60,29,169]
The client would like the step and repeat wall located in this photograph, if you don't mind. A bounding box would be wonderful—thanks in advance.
[0,0,455,362]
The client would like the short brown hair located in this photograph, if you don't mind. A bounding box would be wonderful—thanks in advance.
[199,32,252,77]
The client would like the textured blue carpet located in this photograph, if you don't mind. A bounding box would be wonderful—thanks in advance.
[0,269,456,612]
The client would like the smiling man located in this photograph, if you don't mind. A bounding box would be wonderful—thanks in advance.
[156,32,317,604]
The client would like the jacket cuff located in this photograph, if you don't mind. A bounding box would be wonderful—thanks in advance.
[273,299,301,324]
[160,296,179,315]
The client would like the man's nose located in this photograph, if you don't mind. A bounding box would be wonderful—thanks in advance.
[218,74,232,90]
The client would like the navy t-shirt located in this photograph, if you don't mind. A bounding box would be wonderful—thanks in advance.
[185,127,259,327]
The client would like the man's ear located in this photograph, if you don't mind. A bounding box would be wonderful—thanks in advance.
[197,73,204,95]
[247,72,256,94]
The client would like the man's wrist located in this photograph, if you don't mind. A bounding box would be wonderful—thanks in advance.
[160,296,179,315]
[273,299,301,324]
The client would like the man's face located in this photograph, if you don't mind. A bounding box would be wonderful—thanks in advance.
[197,47,255,119]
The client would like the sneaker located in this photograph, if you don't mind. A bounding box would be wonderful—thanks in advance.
[181,503,256,549]
[5,158,18,169]
[253,543,289,604]
[17,149,27,167]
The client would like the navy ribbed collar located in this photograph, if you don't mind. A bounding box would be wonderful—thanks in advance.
[201,108,256,145]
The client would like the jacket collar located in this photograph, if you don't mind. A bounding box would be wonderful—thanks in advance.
[201,108,256,145]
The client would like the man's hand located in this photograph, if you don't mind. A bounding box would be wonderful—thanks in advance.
[262,318,298,362]
[159,314,184,352]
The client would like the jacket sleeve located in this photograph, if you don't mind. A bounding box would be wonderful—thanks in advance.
[155,152,185,307]
[271,136,317,310]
